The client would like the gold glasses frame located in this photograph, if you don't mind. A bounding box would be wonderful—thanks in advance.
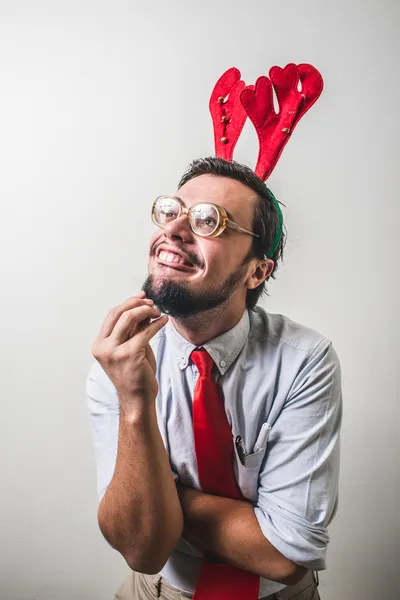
[152,196,259,239]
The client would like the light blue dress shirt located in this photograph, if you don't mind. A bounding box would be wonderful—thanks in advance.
[86,306,342,597]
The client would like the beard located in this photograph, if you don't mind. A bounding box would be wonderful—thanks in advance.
[142,264,248,318]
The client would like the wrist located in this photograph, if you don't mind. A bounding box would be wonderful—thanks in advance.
[118,394,157,425]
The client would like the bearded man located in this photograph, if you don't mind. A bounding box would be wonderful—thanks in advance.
[87,156,342,600]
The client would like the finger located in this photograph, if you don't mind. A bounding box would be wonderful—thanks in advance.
[145,344,156,374]
[133,316,152,339]
[144,344,157,375]
[125,315,168,351]
[97,296,154,340]
[109,305,161,345]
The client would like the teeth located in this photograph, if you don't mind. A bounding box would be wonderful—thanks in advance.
[159,250,185,265]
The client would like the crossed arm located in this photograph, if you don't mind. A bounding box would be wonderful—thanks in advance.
[176,485,307,585]
[96,407,303,585]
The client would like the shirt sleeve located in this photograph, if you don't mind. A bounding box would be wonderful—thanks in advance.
[86,358,179,504]
[254,339,343,571]
[86,359,121,503]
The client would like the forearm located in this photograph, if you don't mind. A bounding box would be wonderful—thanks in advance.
[178,487,306,585]
[98,399,183,573]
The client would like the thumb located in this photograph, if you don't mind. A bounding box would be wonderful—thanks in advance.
[145,343,156,374]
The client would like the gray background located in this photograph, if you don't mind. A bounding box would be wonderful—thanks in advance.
[0,1,399,599]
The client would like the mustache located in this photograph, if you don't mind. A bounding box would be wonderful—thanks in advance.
[152,241,203,268]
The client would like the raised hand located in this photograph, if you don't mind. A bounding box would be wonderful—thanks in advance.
[91,291,168,414]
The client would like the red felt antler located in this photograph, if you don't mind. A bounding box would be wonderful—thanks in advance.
[209,67,252,161]
[240,63,324,180]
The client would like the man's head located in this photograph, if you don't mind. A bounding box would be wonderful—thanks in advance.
[142,157,285,318]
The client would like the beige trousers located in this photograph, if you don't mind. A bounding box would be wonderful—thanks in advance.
[114,569,321,600]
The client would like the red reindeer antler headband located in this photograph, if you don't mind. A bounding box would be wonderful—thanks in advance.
[208,62,323,257]
[209,63,324,181]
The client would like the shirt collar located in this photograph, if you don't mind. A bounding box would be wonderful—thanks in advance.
[165,309,250,375]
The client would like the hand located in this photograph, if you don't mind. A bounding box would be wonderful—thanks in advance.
[92,291,168,412]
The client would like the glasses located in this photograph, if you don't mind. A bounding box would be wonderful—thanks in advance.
[151,196,259,238]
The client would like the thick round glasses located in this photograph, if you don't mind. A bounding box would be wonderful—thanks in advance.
[152,196,259,239]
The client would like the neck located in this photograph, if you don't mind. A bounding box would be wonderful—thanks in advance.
[170,300,246,346]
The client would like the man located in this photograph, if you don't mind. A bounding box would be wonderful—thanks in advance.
[87,157,342,600]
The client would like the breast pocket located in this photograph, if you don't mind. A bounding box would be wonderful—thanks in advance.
[233,423,271,502]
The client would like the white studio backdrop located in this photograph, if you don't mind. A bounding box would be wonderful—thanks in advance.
[0,1,399,599]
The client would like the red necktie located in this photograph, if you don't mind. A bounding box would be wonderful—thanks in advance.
[190,349,260,600]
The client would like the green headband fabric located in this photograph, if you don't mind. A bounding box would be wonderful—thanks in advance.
[266,189,283,258]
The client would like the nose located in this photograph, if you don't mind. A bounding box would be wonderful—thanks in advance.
[163,214,194,243]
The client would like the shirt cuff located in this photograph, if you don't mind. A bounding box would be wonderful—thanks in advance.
[254,503,329,570]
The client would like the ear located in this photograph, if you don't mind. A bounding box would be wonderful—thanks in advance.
[246,258,274,290]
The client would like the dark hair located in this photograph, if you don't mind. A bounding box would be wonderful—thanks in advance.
[178,157,286,310]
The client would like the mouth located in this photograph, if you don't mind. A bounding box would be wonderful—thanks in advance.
[154,247,197,272]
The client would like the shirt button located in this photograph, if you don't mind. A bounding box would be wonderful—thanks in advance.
[220,360,226,368]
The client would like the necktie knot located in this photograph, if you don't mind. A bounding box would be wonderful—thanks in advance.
[191,349,214,378]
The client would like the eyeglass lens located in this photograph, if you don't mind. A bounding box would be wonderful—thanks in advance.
[154,197,220,236]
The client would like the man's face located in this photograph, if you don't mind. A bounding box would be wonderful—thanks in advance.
[142,174,259,317]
